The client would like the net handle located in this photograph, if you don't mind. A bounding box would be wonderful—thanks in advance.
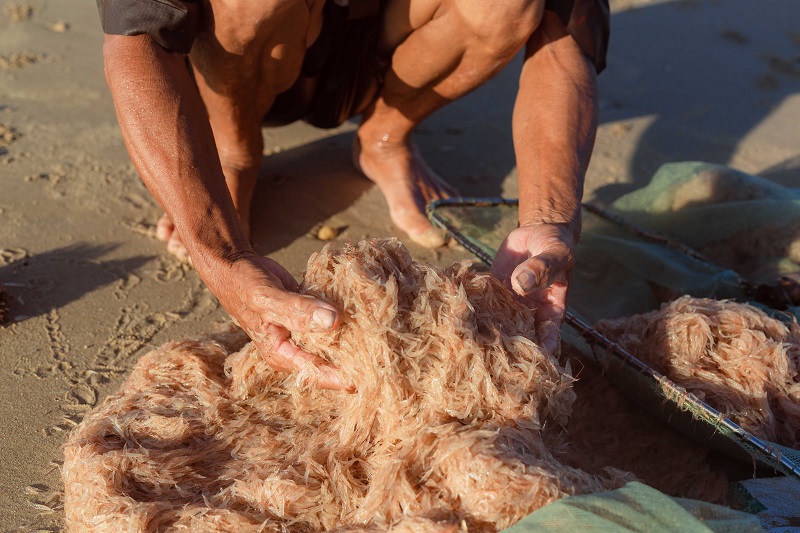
[427,197,517,265]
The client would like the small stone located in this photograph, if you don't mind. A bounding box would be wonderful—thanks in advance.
[317,225,340,241]
[0,124,19,145]
[49,20,69,32]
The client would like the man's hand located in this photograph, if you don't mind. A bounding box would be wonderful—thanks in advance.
[102,35,346,390]
[494,9,597,356]
[204,254,348,390]
[491,223,576,355]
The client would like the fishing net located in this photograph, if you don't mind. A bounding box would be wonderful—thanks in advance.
[427,162,800,481]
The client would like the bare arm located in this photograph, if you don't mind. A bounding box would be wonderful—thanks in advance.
[515,10,597,237]
[492,11,598,353]
[103,34,250,271]
[103,34,346,388]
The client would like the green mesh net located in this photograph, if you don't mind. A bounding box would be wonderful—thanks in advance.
[611,162,800,286]
[428,162,800,481]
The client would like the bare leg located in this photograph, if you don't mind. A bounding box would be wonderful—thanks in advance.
[157,0,325,259]
[356,0,542,248]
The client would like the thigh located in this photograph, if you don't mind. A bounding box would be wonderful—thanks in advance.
[380,0,541,52]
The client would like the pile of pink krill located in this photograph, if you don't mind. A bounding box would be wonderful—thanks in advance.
[63,239,799,532]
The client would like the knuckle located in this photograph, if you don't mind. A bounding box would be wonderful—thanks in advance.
[291,295,316,317]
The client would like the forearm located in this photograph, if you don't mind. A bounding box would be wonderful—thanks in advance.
[102,34,252,276]
[513,11,598,240]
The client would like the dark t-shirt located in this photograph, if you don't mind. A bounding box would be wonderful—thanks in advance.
[96,0,609,71]
[96,0,200,54]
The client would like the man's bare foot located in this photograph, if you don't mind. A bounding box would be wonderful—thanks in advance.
[353,128,455,249]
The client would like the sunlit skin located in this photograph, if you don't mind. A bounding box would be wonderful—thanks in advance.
[103,0,597,389]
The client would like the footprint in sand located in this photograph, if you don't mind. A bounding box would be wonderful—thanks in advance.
[720,28,748,45]
[0,123,20,145]
[148,255,189,283]
[24,172,67,197]
[94,303,174,368]
[0,246,29,266]
[764,52,800,79]
[755,51,800,90]
[0,123,20,158]
[0,51,46,69]
[23,483,61,515]
[112,273,142,300]
[120,219,159,239]
[4,2,34,22]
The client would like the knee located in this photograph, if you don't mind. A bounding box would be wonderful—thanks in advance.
[457,0,541,58]
[192,0,310,93]
[203,0,309,52]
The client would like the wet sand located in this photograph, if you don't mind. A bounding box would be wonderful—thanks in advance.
[1,0,799,529]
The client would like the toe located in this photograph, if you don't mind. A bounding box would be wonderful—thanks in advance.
[393,209,446,248]
[167,233,190,262]
[407,226,447,249]
[156,214,175,242]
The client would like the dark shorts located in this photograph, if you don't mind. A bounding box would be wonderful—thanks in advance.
[264,0,388,129]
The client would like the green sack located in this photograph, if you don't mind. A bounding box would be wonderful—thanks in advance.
[504,482,763,533]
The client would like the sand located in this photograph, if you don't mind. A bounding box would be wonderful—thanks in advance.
[2,0,800,529]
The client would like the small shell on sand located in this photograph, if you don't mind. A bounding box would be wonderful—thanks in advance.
[48,21,69,32]
[317,225,341,241]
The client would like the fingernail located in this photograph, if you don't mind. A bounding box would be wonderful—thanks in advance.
[516,271,536,293]
[312,308,336,330]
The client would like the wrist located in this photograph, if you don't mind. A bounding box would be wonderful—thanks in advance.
[518,215,581,246]
[189,235,256,281]
[517,183,582,243]
[192,245,260,319]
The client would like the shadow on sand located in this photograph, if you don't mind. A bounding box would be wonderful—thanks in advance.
[0,244,152,322]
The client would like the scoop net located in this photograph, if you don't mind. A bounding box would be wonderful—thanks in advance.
[427,163,800,481]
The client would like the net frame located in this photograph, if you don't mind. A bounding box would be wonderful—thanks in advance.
[428,196,800,481]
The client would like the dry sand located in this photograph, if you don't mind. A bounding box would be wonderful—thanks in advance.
[1,0,799,529]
